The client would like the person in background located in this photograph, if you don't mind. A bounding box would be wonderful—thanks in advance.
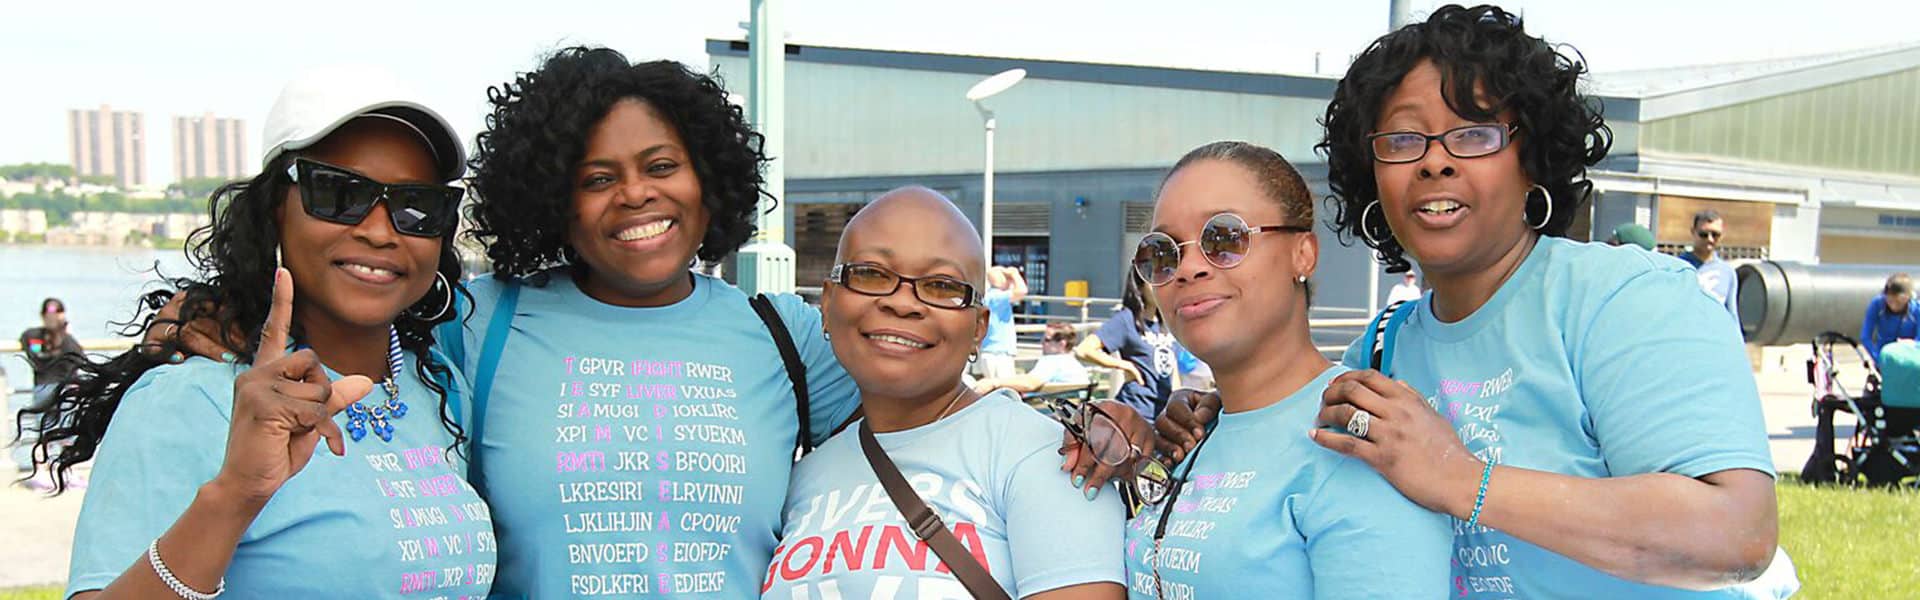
[1608,222,1656,251]
[977,265,1029,380]
[1075,273,1179,420]
[1683,209,1740,319]
[1386,271,1424,305]
[13,298,84,488]
[975,321,1093,395]
[1861,273,1918,366]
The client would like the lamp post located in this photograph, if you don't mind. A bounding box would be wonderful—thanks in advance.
[966,68,1026,267]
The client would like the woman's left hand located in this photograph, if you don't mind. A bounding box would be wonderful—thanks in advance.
[1061,400,1156,498]
[1310,369,1481,517]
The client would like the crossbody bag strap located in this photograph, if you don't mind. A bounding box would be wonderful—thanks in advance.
[467,280,521,486]
[749,294,814,458]
[858,423,1012,600]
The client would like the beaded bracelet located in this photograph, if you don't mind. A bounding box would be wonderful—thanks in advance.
[1466,460,1494,529]
[147,539,225,600]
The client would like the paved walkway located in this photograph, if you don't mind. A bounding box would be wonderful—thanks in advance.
[0,345,1869,589]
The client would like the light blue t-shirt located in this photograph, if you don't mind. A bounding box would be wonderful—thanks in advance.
[980,288,1017,356]
[69,357,496,598]
[1684,253,1740,321]
[1342,237,1775,599]
[762,389,1124,599]
[1026,354,1090,386]
[453,270,860,598]
[1123,365,1450,599]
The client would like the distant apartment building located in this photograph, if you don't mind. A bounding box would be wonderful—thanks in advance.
[173,113,249,181]
[68,105,147,188]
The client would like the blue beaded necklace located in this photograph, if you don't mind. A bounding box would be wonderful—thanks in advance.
[325,326,408,443]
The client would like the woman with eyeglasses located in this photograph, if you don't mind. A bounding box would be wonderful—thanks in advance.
[1163,5,1779,597]
[27,67,494,598]
[1113,141,1450,600]
[762,186,1125,600]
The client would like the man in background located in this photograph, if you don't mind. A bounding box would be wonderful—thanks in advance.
[1682,210,1740,320]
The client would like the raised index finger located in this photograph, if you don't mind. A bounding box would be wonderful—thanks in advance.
[257,268,295,363]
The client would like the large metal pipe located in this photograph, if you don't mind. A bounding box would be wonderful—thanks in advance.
[1737,261,1916,346]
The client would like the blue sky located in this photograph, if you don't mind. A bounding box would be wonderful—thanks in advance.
[3,0,1915,184]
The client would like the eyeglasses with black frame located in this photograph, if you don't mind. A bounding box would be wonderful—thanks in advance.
[1366,123,1517,165]
[1132,212,1312,287]
[283,158,462,238]
[827,262,981,309]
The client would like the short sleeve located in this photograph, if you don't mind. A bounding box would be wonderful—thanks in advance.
[1025,358,1063,384]
[1299,457,1452,600]
[1576,270,1775,479]
[986,289,1013,313]
[770,294,862,447]
[1093,312,1131,354]
[66,362,232,595]
[1002,441,1126,596]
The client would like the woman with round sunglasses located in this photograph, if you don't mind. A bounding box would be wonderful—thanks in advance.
[1119,141,1448,600]
[763,186,1124,600]
[26,67,493,598]
[1164,6,1779,597]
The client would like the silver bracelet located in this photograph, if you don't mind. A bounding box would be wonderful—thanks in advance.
[146,539,225,600]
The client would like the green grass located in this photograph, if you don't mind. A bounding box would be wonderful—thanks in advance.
[2,479,1912,598]
[1777,476,1920,598]
[0,586,59,600]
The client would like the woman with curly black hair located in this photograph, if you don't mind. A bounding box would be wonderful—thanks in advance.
[449,47,859,597]
[31,67,493,598]
[1162,5,1781,598]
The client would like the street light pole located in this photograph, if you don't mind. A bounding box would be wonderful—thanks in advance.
[981,110,996,267]
[966,68,1026,268]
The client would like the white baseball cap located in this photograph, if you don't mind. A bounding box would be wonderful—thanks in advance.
[261,65,466,182]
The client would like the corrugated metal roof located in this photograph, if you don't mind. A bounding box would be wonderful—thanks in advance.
[1592,41,1920,98]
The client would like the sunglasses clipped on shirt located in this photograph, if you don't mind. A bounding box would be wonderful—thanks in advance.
[285,158,462,238]
[1132,212,1311,286]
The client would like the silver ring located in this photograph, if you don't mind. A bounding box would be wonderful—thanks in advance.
[1347,409,1373,439]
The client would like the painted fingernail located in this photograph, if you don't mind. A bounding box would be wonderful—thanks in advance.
[171,352,185,363]
[219,352,236,363]
[1073,475,1086,488]
[1085,486,1100,501]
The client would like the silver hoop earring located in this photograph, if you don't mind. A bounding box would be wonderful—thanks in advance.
[1360,201,1388,246]
[1526,184,1554,230]
[968,351,978,363]
[412,272,453,321]
[822,328,831,342]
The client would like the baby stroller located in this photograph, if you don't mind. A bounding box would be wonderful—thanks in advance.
[1800,332,1920,487]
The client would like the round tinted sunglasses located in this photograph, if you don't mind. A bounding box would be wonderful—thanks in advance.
[285,158,462,238]
[1133,212,1311,286]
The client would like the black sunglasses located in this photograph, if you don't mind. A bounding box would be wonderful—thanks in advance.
[1133,212,1310,286]
[285,158,462,238]
[1696,230,1722,240]
[828,262,981,309]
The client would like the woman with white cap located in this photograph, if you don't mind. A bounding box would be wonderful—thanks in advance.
[28,66,494,598]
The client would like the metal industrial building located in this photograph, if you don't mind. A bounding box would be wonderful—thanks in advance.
[708,39,1920,316]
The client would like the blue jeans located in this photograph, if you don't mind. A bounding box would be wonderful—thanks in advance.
[9,384,55,472]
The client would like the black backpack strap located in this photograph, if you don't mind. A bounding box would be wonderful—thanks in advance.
[749,294,814,457]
